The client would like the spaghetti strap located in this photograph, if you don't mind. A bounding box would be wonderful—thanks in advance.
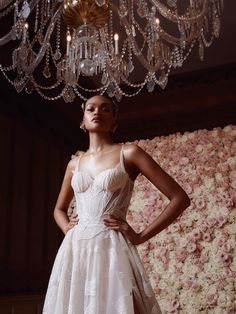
[119,143,126,172]
[74,153,83,171]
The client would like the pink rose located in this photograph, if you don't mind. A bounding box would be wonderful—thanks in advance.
[200,224,208,233]
[170,299,180,310]
[202,232,211,242]
[169,223,181,233]
[206,293,218,306]
[175,266,183,274]
[195,197,205,209]
[176,251,187,262]
[200,252,209,263]
[222,242,231,253]
[159,247,168,256]
[179,157,189,165]
[184,184,193,194]
[191,282,201,292]
[215,216,227,228]
[185,279,193,288]
[168,243,175,251]
[219,251,231,266]
[191,230,202,241]
[219,251,229,262]
[217,279,226,291]
[186,241,197,253]
[217,237,227,247]
[207,218,217,227]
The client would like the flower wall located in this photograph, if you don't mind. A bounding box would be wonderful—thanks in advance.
[127,125,236,314]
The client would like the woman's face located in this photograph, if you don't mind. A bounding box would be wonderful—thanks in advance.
[83,95,115,133]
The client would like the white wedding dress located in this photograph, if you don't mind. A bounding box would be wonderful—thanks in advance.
[42,144,161,314]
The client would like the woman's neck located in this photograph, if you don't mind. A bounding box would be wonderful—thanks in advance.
[87,132,114,154]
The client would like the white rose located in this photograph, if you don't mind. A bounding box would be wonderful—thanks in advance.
[195,144,203,153]
[223,125,233,132]
[215,172,223,181]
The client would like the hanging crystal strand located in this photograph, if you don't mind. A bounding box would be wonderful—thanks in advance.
[34,3,39,33]
[212,2,221,38]
[127,0,133,70]
[44,0,47,17]
[147,73,155,93]
[54,17,62,60]
[38,0,45,44]
[14,0,19,24]
[99,28,109,85]
[118,0,128,18]
[109,8,114,55]
[47,0,51,17]
[198,40,204,61]
[40,0,44,24]
[43,44,51,78]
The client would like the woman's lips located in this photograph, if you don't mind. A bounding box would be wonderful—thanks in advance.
[92,118,102,123]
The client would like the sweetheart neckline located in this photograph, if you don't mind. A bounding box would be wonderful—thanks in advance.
[73,162,134,184]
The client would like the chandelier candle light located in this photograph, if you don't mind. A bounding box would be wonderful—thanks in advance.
[0,0,224,102]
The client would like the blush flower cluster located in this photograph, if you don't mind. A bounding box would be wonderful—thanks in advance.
[127,125,236,313]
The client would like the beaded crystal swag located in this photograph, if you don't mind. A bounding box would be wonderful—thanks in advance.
[0,0,224,102]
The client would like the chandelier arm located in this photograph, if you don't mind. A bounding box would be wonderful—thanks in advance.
[158,27,198,46]
[0,0,15,10]
[151,0,209,23]
[108,6,161,72]
[0,0,40,46]
[0,2,15,18]
[26,7,61,74]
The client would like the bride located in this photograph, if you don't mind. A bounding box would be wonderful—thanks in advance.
[42,95,190,314]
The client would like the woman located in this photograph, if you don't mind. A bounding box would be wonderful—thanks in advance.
[42,95,190,314]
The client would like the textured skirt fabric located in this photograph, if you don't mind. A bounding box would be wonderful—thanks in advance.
[42,226,161,314]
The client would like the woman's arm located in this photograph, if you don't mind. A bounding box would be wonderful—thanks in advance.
[53,159,77,234]
[104,144,190,244]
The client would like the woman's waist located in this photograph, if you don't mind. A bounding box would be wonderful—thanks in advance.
[76,207,127,222]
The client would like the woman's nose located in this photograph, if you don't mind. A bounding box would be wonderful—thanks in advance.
[94,108,101,115]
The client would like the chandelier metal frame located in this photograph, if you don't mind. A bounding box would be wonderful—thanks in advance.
[0,0,224,102]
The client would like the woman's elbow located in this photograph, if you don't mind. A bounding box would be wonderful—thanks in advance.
[179,191,191,210]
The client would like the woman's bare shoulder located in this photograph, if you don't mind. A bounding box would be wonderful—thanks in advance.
[123,143,144,156]
[71,150,84,160]
[66,150,85,171]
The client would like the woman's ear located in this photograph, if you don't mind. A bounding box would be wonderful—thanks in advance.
[80,120,87,132]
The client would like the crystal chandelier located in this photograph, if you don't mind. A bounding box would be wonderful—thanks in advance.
[0,0,224,102]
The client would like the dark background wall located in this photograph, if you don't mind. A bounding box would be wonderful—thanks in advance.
[0,109,67,294]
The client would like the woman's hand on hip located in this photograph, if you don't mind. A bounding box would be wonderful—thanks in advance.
[66,213,79,233]
[103,214,142,245]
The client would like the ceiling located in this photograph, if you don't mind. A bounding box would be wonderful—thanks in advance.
[0,0,236,152]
